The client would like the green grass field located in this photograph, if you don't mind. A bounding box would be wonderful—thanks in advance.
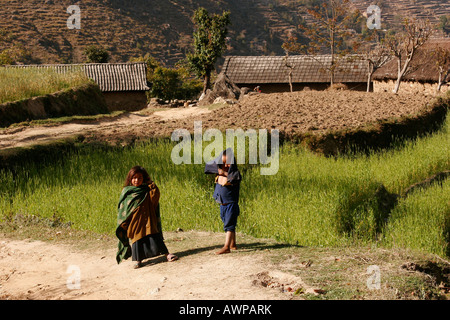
[1,110,449,257]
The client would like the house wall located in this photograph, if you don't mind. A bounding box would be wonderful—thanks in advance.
[103,91,148,112]
[374,80,449,94]
[236,82,370,93]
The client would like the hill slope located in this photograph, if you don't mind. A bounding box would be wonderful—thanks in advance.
[0,0,448,66]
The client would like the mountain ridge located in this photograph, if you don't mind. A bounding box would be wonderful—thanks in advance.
[0,0,448,66]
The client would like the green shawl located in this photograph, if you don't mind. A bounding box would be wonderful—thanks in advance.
[115,184,150,264]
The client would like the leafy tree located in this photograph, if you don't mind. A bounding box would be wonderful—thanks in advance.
[187,7,231,94]
[438,15,450,35]
[0,28,34,65]
[0,50,13,65]
[129,53,160,84]
[151,66,182,101]
[83,45,109,63]
[129,54,203,101]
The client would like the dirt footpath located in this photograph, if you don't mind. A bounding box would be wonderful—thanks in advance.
[0,231,314,300]
[0,106,212,150]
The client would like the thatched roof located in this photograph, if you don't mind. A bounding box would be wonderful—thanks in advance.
[373,39,450,82]
[7,62,150,92]
[222,55,368,84]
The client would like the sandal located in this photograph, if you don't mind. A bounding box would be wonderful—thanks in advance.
[166,253,178,262]
[133,261,142,269]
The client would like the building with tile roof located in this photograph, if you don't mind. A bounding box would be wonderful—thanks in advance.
[221,55,370,92]
[372,39,450,94]
[9,62,150,111]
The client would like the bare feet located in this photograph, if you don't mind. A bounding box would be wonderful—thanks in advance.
[166,253,179,262]
[215,246,231,255]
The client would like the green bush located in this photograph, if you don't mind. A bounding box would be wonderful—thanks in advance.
[131,54,203,101]
[150,66,202,101]
[83,45,109,63]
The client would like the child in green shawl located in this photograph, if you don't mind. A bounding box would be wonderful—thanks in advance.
[116,166,178,268]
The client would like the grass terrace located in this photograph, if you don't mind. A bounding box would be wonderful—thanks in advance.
[0,66,91,104]
[0,112,448,257]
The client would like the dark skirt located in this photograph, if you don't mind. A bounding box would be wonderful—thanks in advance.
[131,233,169,261]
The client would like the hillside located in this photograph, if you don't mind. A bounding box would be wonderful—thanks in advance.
[0,0,448,66]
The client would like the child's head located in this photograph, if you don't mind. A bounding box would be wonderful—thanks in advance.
[219,149,233,171]
[124,166,151,187]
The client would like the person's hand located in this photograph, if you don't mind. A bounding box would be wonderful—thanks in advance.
[217,175,228,186]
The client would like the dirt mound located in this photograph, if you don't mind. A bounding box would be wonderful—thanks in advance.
[0,91,445,155]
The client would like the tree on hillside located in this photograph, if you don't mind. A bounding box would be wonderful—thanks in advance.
[0,28,34,65]
[186,7,231,94]
[384,18,433,93]
[438,15,450,36]
[83,45,109,63]
[282,0,360,86]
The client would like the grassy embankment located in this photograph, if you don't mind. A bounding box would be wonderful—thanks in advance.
[0,67,89,104]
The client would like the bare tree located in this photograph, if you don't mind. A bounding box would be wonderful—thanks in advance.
[284,51,295,92]
[282,0,359,86]
[354,31,391,92]
[431,46,450,92]
[384,18,433,93]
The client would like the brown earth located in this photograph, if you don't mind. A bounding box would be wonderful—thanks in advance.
[0,91,437,150]
[0,231,317,300]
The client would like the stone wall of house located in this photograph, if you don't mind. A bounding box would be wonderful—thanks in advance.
[103,91,148,111]
[237,82,369,93]
[374,80,449,95]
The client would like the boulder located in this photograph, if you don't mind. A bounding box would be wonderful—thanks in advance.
[198,72,241,106]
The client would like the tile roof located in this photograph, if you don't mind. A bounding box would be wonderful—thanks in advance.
[373,39,450,82]
[8,63,150,92]
[222,55,368,84]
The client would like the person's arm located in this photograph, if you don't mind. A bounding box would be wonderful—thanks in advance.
[120,216,130,231]
[149,182,160,208]
[217,167,228,177]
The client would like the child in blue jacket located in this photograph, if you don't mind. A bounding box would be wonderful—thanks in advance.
[205,148,242,254]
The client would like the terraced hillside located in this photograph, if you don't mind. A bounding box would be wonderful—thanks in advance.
[0,0,448,66]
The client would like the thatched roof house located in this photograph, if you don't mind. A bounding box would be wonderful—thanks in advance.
[221,55,369,92]
[9,62,150,111]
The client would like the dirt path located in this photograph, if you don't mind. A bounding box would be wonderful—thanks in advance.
[0,106,211,150]
[0,231,313,300]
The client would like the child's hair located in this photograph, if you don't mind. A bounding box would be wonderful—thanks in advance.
[124,166,152,187]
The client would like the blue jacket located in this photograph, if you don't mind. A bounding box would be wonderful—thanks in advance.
[213,179,240,204]
[204,148,242,204]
